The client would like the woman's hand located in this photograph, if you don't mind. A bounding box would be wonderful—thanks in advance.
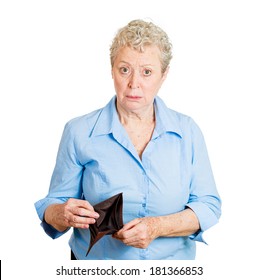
[44,198,99,232]
[113,217,160,249]
[113,209,200,249]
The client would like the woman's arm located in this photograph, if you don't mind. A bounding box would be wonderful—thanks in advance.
[113,208,199,249]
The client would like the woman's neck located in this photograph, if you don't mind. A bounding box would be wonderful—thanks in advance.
[116,102,155,126]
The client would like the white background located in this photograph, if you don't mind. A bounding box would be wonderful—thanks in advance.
[0,0,257,279]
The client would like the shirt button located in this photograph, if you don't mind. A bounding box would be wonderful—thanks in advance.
[142,203,146,208]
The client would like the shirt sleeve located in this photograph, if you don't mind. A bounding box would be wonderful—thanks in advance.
[34,121,84,239]
[185,119,222,242]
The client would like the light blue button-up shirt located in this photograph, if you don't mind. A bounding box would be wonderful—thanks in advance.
[35,96,221,260]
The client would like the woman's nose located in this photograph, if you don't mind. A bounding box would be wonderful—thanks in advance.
[128,72,140,89]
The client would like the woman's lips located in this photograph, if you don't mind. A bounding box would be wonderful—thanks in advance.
[126,95,142,100]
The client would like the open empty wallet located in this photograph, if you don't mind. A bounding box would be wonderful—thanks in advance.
[86,192,124,256]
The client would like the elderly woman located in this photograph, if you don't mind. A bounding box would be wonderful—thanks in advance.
[35,19,221,260]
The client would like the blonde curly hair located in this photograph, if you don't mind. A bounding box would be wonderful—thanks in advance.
[110,19,172,73]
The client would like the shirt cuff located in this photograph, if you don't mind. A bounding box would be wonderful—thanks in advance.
[35,197,68,239]
[34,197,66,221]
[189,230,207,244]
[41,219,70,239]
[186,201,219,232]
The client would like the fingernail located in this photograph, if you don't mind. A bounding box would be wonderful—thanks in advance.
[94,212,100,218]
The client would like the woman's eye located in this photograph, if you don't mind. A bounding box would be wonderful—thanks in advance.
[120,67,130,74]
[143,69,152,76]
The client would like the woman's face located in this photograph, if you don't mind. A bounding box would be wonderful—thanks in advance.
[112,45,168,114]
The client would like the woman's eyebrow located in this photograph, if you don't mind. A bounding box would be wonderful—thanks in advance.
[118,60,155,67]
[118,60,131,65]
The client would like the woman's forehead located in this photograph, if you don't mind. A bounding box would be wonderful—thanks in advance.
[114,45,162,66]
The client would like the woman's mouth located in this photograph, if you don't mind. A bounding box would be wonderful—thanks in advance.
[126,95,142,100]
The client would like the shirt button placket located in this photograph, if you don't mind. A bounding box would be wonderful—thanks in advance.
[139,168,149,218]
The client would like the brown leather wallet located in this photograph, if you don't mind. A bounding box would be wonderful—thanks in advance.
[86,192,123,256]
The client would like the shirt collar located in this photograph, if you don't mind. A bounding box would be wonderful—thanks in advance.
[90,96,119,137]
[90,95,182,138]
[153,96,182,138]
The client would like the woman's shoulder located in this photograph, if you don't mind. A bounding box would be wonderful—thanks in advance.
[156,96,196,126]
[63,107,103,137]
[156,96,203,138]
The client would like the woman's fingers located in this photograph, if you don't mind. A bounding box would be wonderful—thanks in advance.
[113,217,159,248]
[63,198,99,229]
